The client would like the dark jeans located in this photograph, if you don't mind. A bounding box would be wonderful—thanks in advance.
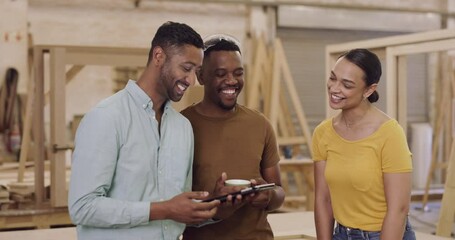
[332,218,416,240]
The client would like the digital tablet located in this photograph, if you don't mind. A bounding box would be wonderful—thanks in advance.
[202,183,276,203]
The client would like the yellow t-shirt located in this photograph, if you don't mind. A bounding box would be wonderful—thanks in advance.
[312,118,412,231]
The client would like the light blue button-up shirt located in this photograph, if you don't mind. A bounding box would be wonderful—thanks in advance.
[69,80,194,240]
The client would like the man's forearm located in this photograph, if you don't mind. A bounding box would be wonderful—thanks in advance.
[266,186,285,211]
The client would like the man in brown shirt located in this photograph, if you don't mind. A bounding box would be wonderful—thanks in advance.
[181,34,285,240]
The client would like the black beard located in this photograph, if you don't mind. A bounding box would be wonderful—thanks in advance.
[218,100,236,111]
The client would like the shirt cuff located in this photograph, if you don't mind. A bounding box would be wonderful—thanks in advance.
[130,201,151,226]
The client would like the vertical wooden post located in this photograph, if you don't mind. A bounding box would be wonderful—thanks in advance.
[385,47,398,122]
[422,54,452,209]
[17,54,35,183]
[268,38,281,132]
[397,55,408,133]
[49,47,68,207]
[436,98,455,237]
[33,46,45,207]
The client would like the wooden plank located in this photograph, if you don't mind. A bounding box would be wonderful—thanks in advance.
[44,65,84,106]
[268,38,281,131]
[0,227,76,239]
[17,59,35,183]
[422,55,452,209]
[436,140,455,236]
[16,34,36,182]
[65,51,146,67]
[443,62,453,182]
[246,37,266,111]
[397,55,408,132]
[436,99,455,237]
[385,47,398,120]
[277,136,307,146]
[389,38,455,56]
[275,39,313,157]
[263,44,274,117]
[327,28,455,54]
[0,207,71,230]
[49,48,68,207]
[33,46,45,206]
[34,45,148,66]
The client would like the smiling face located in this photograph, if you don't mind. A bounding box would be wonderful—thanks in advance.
[159,44,203,102]
[327,57,375,110]
[199,50,244,110]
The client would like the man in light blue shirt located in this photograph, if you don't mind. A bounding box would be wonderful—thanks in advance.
[68,21,220,240]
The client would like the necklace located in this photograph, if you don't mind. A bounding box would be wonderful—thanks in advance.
[341,107,370,129]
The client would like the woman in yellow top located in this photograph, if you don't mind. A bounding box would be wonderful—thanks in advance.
[312,48,416,240]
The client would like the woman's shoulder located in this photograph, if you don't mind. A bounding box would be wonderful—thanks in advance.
[314,118,333,134]
[371,107,393,126]
[372,109,405,135]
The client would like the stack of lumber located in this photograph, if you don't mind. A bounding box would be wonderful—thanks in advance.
[0,185,9,204]
[0,160,70,210]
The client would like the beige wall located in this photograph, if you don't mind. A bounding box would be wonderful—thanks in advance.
[0,0,28,94]
[1,0,452,140]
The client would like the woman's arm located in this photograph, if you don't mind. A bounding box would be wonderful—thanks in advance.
[381,172,412,239]
[314,161,334,240]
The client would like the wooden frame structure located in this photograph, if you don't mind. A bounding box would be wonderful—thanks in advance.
[29,45,149,207]
[326,29,455,237]
[246,37,312,153]
[325,28,455,130]
[246,36,314,210]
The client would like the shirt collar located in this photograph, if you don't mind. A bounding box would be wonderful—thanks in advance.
[125,80,152,110]
[125,79,172,112]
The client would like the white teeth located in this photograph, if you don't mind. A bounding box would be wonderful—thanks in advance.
[331,94,342,100]
[177,83,186,92]
[222,89,235,95]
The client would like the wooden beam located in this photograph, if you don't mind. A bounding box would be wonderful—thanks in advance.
[44,65,84,106]
[268,38,282,130]
[397,55,408,132]
[33,46,45,207]
[385,47,398,120]
[17,58,36,183]
[49,48,68,207]
[246,37,268,111]
[327,29,455,54]
[275,39,313,157]
[277,136,307,146]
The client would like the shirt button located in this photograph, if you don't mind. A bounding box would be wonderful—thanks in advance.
[164,226,168,230]
[159,170,162,174]
[142,104,146,108]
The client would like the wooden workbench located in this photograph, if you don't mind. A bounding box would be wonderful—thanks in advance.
[0,211,451,239]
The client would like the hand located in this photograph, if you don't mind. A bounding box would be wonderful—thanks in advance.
[211,172,247,204]
[248,178,271,209]
[211,172,248,219]
[155,191,220,225]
